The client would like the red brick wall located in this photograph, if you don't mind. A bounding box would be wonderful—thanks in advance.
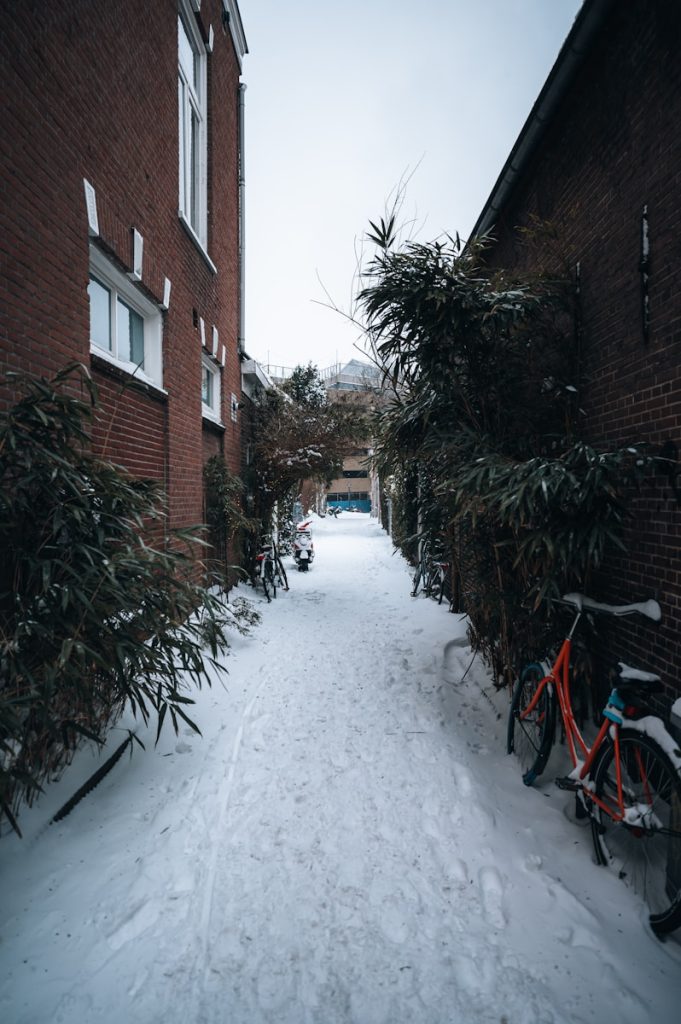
[481,0,681,707]
[0,0,244,558]
[91,360,167,482]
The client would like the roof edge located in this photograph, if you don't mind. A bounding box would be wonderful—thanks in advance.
[223,0,248,66]
[470,0,616,240]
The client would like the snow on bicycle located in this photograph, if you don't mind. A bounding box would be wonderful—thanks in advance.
[507,591,681,936]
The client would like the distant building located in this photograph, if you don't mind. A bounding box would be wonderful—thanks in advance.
[323,360,385,514]
[260,358,386,515]
[320,359,382,393]
[0,0,248,578]
[325,446,373,513]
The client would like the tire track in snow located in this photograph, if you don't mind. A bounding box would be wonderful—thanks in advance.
[190,674,269,1016]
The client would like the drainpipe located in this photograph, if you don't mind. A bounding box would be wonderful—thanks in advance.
[237,83,246,356]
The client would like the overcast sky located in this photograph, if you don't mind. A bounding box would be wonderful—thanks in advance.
[242,0,583,373]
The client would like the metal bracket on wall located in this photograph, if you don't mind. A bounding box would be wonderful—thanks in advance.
[640,204,650,345]
[574,260,583,374]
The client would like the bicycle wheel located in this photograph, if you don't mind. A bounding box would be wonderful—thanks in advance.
[436,566,447,605]
[589,729,681,935]
[423,566,438,598]
[275,555,289,591]
[265,562,276,599]
[411,565,422,597]
[507,662,556,786]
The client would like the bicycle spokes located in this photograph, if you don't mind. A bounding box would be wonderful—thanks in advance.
[591,731,681,933]
[508,664,555,785]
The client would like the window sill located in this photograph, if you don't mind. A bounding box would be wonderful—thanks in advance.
[179,213,217,274]
[202,412,225,433]
[90,347,167,398]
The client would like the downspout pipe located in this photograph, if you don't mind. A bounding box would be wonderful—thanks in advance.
[238,83,246,356]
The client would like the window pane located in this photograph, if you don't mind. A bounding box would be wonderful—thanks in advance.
[88,275,111,351]
[178,16,194,86]
[178,12,204,240]
[202,364,212,406]
[117,299,144,368]
[178,81,186,214]
[190,108,199,229]
[129,308,144,367]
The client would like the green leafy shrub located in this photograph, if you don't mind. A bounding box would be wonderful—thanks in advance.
[203,454,259,587]
[0,364,235,834]
[361,228,652,686]
[246,365,367,532]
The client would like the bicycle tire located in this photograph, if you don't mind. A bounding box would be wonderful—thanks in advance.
[261,571,271,602]
[428,567,442,600]
[507,662,556,786]
[436,568,446,605]
[589,729,681,935]
[265,562,276,599]
[275,555,289,591]
[411,565,422,597]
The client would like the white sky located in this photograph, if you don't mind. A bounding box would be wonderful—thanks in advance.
[242,0,583,373]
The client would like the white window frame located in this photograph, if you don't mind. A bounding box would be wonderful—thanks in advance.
[88,246,163,389]
[178,2,208,247]
[201,353,222,423]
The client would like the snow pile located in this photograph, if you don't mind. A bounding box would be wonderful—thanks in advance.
[1,513,679,1023]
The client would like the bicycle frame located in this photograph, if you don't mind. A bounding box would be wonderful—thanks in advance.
[520,609,654,826]
[255,544,274,585]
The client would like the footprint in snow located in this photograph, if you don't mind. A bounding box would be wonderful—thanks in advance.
[256,958,296,1013]
[524,853,543,871]
[478,866,507,929]
[378,901,410,945]
[449,857,469,885]
[451,953,493,997]
[452,762,472,797]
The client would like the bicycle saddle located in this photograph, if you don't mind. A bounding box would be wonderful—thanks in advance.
[562,592,662,621]
[615,662,663,696]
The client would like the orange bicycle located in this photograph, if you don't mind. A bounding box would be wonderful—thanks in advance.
[507,592,681,935]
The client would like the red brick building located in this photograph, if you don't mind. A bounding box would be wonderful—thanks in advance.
[0,0,247,560]
[472,0,681,711]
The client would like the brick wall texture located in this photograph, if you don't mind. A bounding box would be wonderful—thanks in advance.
[482,0,681,710]
[0,0,244,551]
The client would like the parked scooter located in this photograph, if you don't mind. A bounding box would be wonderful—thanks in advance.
[293,521,315,572]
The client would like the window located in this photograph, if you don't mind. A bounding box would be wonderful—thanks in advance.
[342,469,368,479]
[87,247,163,388]
[326,492,369,503]
[178,5,207,245]
[202,354,221,422]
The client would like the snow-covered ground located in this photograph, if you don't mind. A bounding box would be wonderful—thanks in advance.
[1,513,680,1023]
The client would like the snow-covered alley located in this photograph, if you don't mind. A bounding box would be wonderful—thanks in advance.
[1,514,680,1024]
